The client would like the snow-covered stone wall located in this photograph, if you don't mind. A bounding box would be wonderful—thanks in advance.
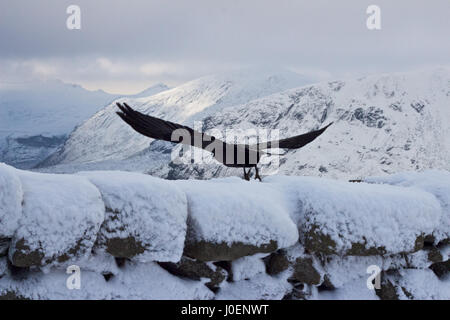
[0,163,449,300]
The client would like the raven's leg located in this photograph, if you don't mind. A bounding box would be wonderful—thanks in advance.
[243,167,250,181]
[254,165,262,182]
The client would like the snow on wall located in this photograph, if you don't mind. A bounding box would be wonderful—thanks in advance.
[9,169,105,266]
[0,163,449,300]
[365,170,450,242]
[175,178,298,248]
[395,269,450,300]
[0,164,448,260]
[267,175,442,254]
[78,171,188,262]
[0,259,213,300]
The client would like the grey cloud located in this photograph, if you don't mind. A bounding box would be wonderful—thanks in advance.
[0,0,449,93]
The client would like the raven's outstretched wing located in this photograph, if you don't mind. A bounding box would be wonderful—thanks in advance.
[253,122,333,150]
[116,103,219,149]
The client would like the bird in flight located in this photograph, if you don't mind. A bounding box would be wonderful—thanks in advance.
[116,102,332,181]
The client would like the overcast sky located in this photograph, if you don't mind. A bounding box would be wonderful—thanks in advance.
[0,0,448,94]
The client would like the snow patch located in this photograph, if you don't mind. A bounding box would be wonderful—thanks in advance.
[232,254,267,281]
[216,272,292,300]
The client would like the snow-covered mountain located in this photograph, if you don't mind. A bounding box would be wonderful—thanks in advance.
[40,69,312,166]
[0,80,169,168]
[38,68,450,181]
[163,67,450,180]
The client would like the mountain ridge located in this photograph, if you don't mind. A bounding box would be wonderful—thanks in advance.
[37,67,450,180]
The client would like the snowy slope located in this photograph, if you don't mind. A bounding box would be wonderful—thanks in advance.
[41,69,312,166]
[0,80,169,168]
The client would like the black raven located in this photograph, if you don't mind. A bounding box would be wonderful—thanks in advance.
[116,102,332,181]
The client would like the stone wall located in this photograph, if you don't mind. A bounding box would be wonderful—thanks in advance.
[0,164,449,300]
